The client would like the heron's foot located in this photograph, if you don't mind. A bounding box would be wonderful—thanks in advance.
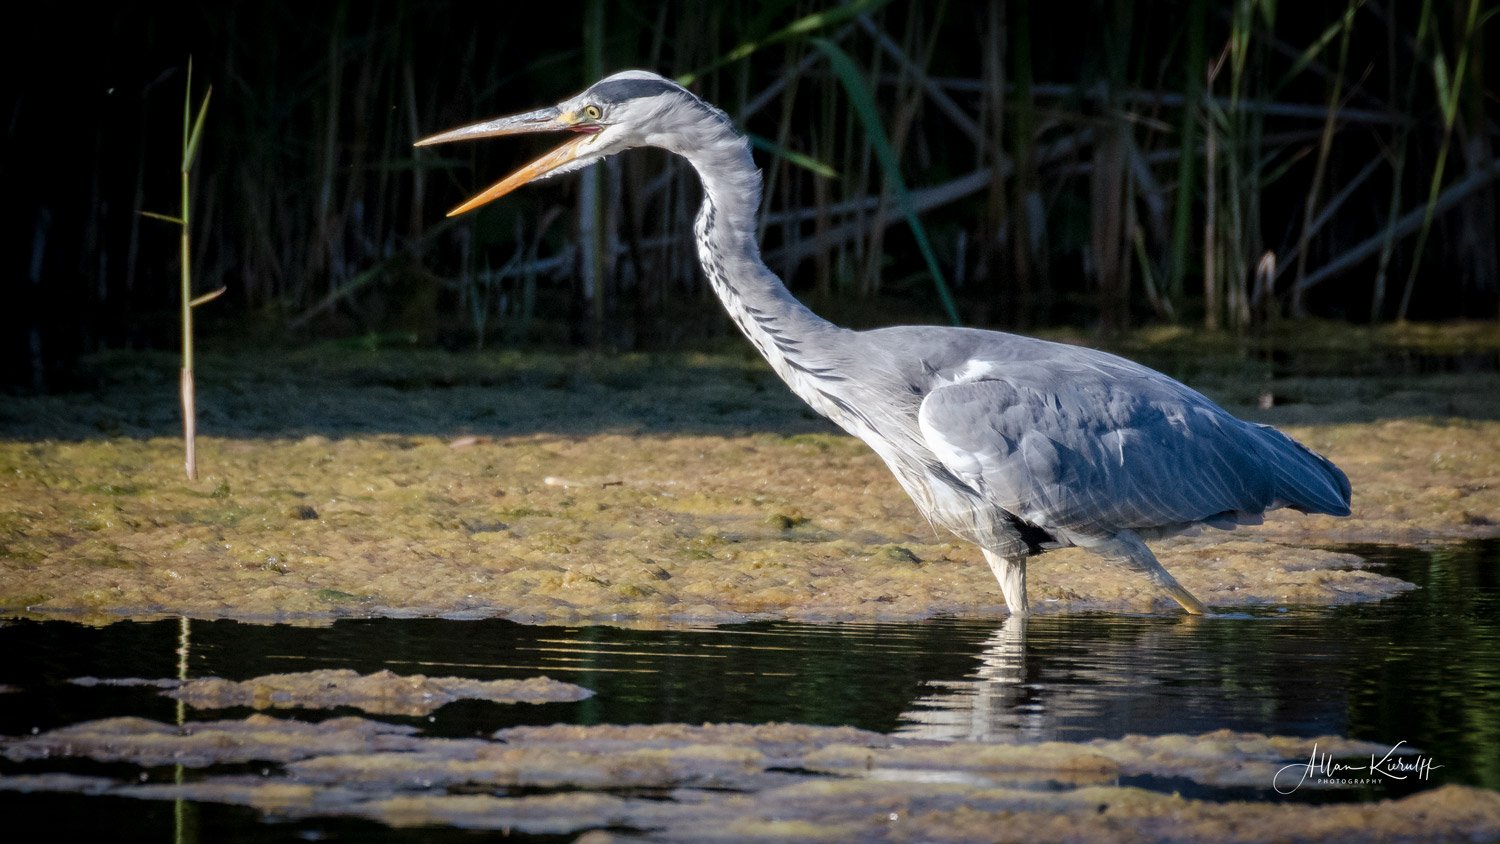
[1161,579,1209,616]
[1092,532,1210,616]
[981,550,1028,617]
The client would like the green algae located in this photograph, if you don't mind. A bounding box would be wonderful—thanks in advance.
[0,342,1496,624]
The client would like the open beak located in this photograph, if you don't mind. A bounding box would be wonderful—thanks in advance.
[414,106,597,217]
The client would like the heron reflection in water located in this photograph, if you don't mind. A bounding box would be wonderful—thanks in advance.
[417,71,1351,617]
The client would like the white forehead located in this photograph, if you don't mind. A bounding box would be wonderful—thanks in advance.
[601,69,669,84]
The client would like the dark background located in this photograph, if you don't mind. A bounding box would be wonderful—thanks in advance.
[6,0,1497,389]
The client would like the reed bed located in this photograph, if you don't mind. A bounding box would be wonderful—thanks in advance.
[6,0,1496,378]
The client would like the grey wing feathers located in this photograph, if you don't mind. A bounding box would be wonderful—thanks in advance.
[915,353,1351,540]
[1245,423,1351,516]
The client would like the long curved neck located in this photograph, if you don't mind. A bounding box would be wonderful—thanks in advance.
[676,119,842,386]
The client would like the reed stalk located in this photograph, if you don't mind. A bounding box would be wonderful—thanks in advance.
[573,0,606,347]
[1166,0,1206,315]
[17,1,1499,379]
[142,58,218,480]
[1396,0,1481,321]
[1008,0,1039,328]
[811,36,961,325]
[1289,0,1357,319]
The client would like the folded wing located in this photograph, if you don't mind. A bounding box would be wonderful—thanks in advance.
[915,357,1349,542]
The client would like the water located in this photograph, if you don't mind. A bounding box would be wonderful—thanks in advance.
[1,540,1496,839]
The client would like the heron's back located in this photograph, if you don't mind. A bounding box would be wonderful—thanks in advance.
[856,325,1351,545]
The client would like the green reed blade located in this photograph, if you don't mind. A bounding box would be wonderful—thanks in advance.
[810,37,961,326]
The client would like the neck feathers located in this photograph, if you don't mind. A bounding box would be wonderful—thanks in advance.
[676,105,836,382]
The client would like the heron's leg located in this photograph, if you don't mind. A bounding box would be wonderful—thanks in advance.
[981,549,1029,617]
[1095,533,1208,615]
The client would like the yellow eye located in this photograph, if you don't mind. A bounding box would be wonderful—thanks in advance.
[583,105,602,120]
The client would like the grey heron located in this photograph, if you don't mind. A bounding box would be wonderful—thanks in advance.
[415,70,1352,616]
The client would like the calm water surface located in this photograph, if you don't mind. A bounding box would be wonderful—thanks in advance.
[1,540,1496,840]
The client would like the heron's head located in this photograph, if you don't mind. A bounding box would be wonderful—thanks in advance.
[415,70,728,217]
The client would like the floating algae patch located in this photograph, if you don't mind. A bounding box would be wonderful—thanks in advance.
[69,669,591,716]
[0,714,427,767]
[1084,730,1411,791]
[4,774,1495,842]
[2,716,1497,840]
[1,347,1496,623]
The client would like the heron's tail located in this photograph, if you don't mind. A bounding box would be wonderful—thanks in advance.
[1254,424,1352,517]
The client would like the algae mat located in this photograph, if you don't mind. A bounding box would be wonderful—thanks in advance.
[2,347,1497,623]
[3,717,1497,841]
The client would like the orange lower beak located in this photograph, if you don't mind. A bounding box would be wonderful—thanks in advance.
[414,106,595,216]
[441,133,594,217]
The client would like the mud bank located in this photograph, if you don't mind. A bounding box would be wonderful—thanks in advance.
[2,344,1495,624]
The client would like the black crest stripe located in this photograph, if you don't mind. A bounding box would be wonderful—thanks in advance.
[589,78,682,104]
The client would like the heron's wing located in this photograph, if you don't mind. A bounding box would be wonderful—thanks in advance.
[915,364,1281,539]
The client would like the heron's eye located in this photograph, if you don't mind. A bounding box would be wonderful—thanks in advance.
[583,104,602,120]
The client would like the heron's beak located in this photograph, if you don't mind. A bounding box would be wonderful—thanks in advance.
[414,106,600,217]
